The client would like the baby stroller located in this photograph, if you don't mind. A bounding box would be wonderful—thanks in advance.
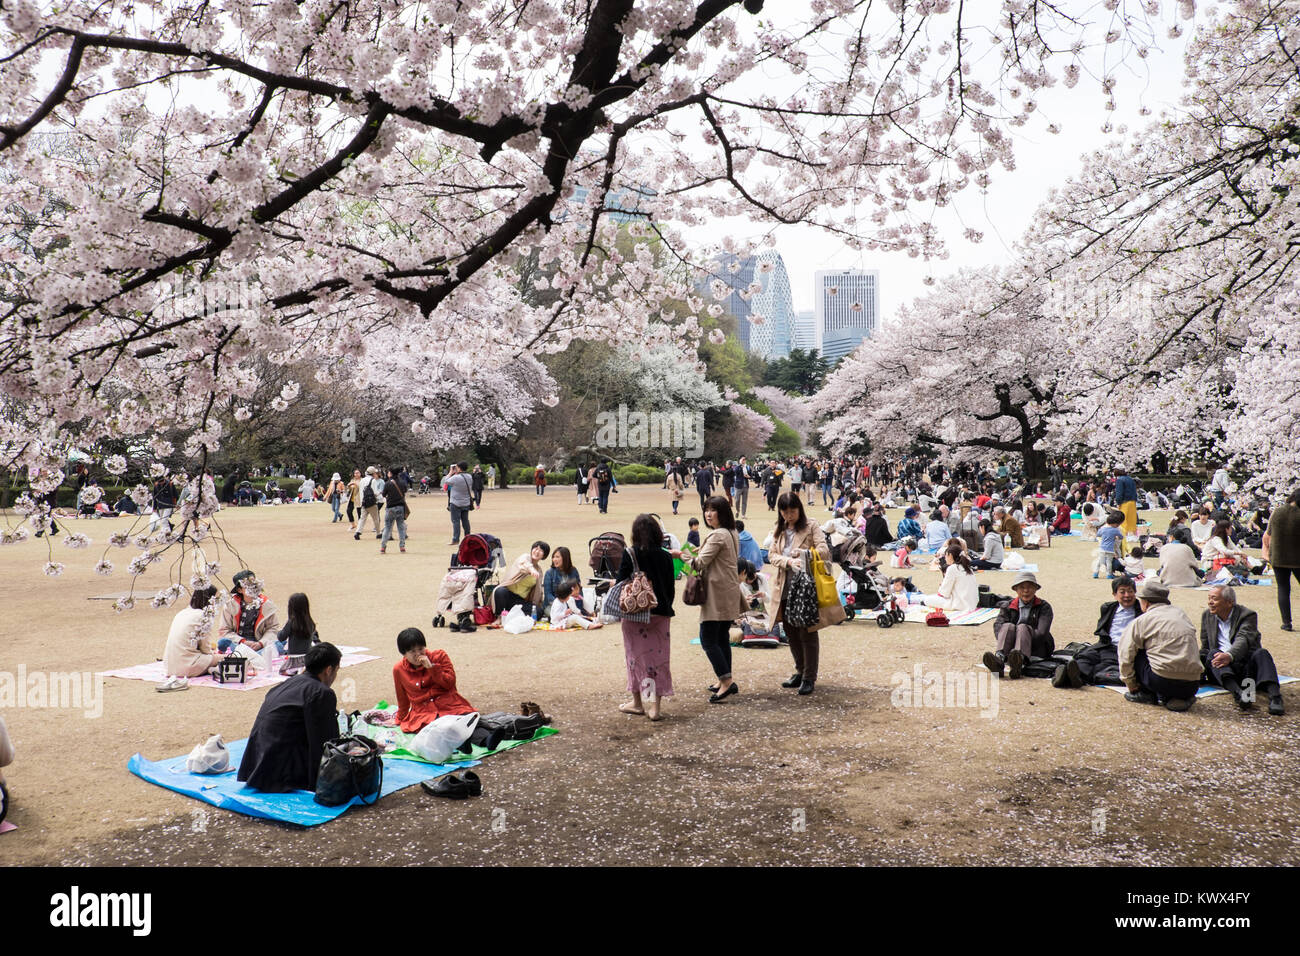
[588,531,626,615]
[838,559,903,625]
[434,533,505,630]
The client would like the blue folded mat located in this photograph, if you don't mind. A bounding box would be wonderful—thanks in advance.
[128,738,477,827]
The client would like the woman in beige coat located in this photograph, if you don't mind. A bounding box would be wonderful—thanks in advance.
[767,493,834,695]
[671,496,746,703]
[491,541,550,622]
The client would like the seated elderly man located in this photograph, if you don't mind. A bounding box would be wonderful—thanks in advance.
[981,571,1053,679]
[1200,585,1285,715]
[1119,579,1203,712]
[1053,576,1142,688]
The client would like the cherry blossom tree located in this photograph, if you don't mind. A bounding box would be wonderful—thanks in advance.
[1017,0,1300,489]
[0,0,1178,589]
[816,268,1071,478]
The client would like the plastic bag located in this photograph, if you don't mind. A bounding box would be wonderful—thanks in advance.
[186,733,231,773]
[411,713,479,763]
[1001,552,1026,570]
[502,605,533,634]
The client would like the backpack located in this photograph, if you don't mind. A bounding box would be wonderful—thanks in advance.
[361,479,377,509]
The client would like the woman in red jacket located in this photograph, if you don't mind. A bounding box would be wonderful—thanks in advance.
[392,628,475,733]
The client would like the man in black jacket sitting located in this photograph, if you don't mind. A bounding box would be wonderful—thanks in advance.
[1200,585,1284,715]
[238,643,342,792]
[1052,576,1142,688]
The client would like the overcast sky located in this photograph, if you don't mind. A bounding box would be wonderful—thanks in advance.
[683,5,1201,320]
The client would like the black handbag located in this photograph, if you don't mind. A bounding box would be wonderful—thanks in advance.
[783,561,821,629]
[314,717,383,807]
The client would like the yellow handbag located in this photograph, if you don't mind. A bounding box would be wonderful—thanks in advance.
[809,547,839,608]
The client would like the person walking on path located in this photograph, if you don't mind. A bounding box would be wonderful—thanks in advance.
[355,466,383,540]
[443,462,475,547]
[380,466,410,553]
[471,465,485,508]
[671,496,746,704]
[1263,489,1300,631]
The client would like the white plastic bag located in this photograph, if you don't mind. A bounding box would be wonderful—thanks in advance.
[502,605,533,634]
[186,733,231,773]
[411,713,479,763]
[1002,552,1026,570]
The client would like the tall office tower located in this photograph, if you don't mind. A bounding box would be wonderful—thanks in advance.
[703,250,795,358]
[815,269,878,362]
[791,309,820,354]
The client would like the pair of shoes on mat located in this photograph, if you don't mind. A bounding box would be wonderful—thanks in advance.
[421,770,482,800]
[432,614,446,628]
[156,676,189,693]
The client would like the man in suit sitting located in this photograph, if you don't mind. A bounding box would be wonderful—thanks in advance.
[1200,585,1285,715]
[1053,575,1142,688]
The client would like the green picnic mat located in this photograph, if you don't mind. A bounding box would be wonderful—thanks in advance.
[352,706,558,764]
[387,726,558,764]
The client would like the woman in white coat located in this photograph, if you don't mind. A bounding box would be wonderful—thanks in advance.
[921,544,980,613]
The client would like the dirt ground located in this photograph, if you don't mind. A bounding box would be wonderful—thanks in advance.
[2,484,1298,866]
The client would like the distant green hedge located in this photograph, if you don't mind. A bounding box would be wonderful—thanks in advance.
[0,475,306,509]
[508,465,666,486]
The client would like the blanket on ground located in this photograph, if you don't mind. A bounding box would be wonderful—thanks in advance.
[101,646,379,691]
[351,705,559,763]
[128,737,475,826]
[1100,676,1297,700]
[901,606,1000,625]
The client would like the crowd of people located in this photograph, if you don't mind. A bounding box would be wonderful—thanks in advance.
[10,451,1298,805]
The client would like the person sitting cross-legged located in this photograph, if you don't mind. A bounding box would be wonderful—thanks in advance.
[1119,579,1203,712]
[1199,585,1285,715]
[982,571,1053,679]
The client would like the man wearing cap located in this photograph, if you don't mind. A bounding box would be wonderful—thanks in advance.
[982,571,1054,679]
[1200,585,1284,715]
[897,507,922,543]
[217,570,281,653]
[1054,576,1143,688]
[1118,579,1202,711]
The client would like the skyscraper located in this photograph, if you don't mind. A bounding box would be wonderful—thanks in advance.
[705,250,795,359]
[815,269,878,362]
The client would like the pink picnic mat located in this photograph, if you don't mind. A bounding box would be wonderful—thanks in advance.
[99,646,379,691]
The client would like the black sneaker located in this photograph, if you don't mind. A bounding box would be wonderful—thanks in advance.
[1064,659,1083,688]
[1050,664,1069,688]
[1269,695,1285,716]
[1164,696,1194,712]
[982,651,1005,676]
